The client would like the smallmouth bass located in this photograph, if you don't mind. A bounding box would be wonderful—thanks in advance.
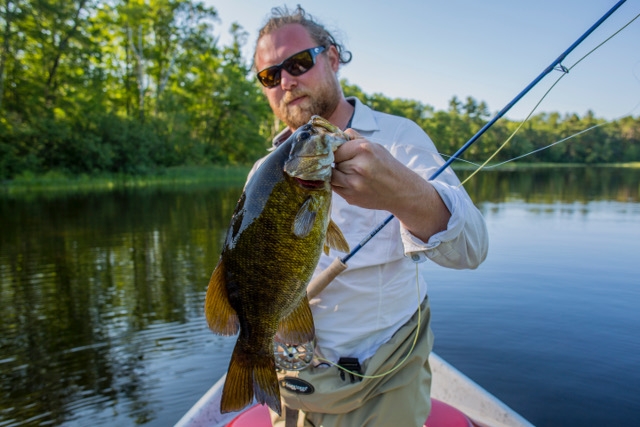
[205,116,350,415]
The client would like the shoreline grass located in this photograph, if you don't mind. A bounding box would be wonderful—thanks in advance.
[2,162,639,195]
[0,165,252,195]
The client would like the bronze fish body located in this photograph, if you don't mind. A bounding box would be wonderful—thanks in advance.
[205,116,350,415]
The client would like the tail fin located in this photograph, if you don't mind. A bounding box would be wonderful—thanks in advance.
[252,356,282,415]
[220,343,282,415]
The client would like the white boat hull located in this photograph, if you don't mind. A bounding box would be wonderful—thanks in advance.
[175,353,534,427]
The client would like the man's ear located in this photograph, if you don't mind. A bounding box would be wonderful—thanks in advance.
[327,45,341,72]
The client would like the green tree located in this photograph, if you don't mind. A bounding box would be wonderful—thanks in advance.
[0,3,638,181]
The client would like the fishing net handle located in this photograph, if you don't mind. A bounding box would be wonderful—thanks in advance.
[307,257,347,299]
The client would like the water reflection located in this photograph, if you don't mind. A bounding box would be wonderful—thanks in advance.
[0,185,242,425]
[0,167,638,426]
[461,166,639,204]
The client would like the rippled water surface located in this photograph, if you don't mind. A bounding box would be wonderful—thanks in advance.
[1,167,639,426]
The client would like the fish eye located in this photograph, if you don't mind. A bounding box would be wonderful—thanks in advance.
[297,131,311,142]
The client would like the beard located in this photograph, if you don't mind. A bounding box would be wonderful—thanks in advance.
[272,72,342,130]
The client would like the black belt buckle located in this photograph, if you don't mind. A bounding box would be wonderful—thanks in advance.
[337,357,362,383]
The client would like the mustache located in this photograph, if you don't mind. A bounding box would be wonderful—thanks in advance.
[282,90,309,105]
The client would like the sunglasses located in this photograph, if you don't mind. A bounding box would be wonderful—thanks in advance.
[257,46,326,88]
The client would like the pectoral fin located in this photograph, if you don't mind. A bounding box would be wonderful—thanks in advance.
[323,219,350,255]
[277,296,315,344]
[292,197,317,238]
[204,259,240,335]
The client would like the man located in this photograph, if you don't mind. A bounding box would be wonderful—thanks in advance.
[251,6,488,427]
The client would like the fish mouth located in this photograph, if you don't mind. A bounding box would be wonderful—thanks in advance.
[294,178,326,189]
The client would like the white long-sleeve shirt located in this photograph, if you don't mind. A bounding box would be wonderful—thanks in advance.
[260,97,489,363]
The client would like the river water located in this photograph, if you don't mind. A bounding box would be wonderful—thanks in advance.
[1,167,639,426]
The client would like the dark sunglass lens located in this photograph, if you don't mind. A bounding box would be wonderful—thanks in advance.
[258,67,279,87]
[283,51,314,76]
[257,47,322,88]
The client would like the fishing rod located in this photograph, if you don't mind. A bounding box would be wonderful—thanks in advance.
[307,0,628,299]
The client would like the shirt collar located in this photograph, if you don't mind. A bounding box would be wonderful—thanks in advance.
[345,96,379,133]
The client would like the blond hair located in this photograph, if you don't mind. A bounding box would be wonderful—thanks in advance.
[253,5,352,70]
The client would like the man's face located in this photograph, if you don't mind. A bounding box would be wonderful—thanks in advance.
[254,24,342,130]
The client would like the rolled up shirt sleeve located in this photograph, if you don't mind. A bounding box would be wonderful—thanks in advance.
[389,121,488,270]
[401,179,488,269]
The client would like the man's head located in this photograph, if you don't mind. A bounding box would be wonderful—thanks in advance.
[253,6,352,130]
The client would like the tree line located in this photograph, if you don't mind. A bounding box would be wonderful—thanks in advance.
[1,0,638,181]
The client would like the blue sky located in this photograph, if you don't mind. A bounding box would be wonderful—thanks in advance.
[205,0,639,120]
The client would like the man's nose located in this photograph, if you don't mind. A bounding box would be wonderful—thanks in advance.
[279,69,298,90]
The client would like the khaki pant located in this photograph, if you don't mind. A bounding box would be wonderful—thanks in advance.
[270,298,434,427]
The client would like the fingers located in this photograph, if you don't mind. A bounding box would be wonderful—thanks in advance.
[334,139,360,163]
[344,128,361,140]
[334,129,363,162]
[335,135,377,165]
[330,166,346,188]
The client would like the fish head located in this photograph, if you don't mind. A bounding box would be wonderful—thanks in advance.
[283,116,350,187]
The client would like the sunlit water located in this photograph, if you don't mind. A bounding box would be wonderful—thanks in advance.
[1,168,639,426]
